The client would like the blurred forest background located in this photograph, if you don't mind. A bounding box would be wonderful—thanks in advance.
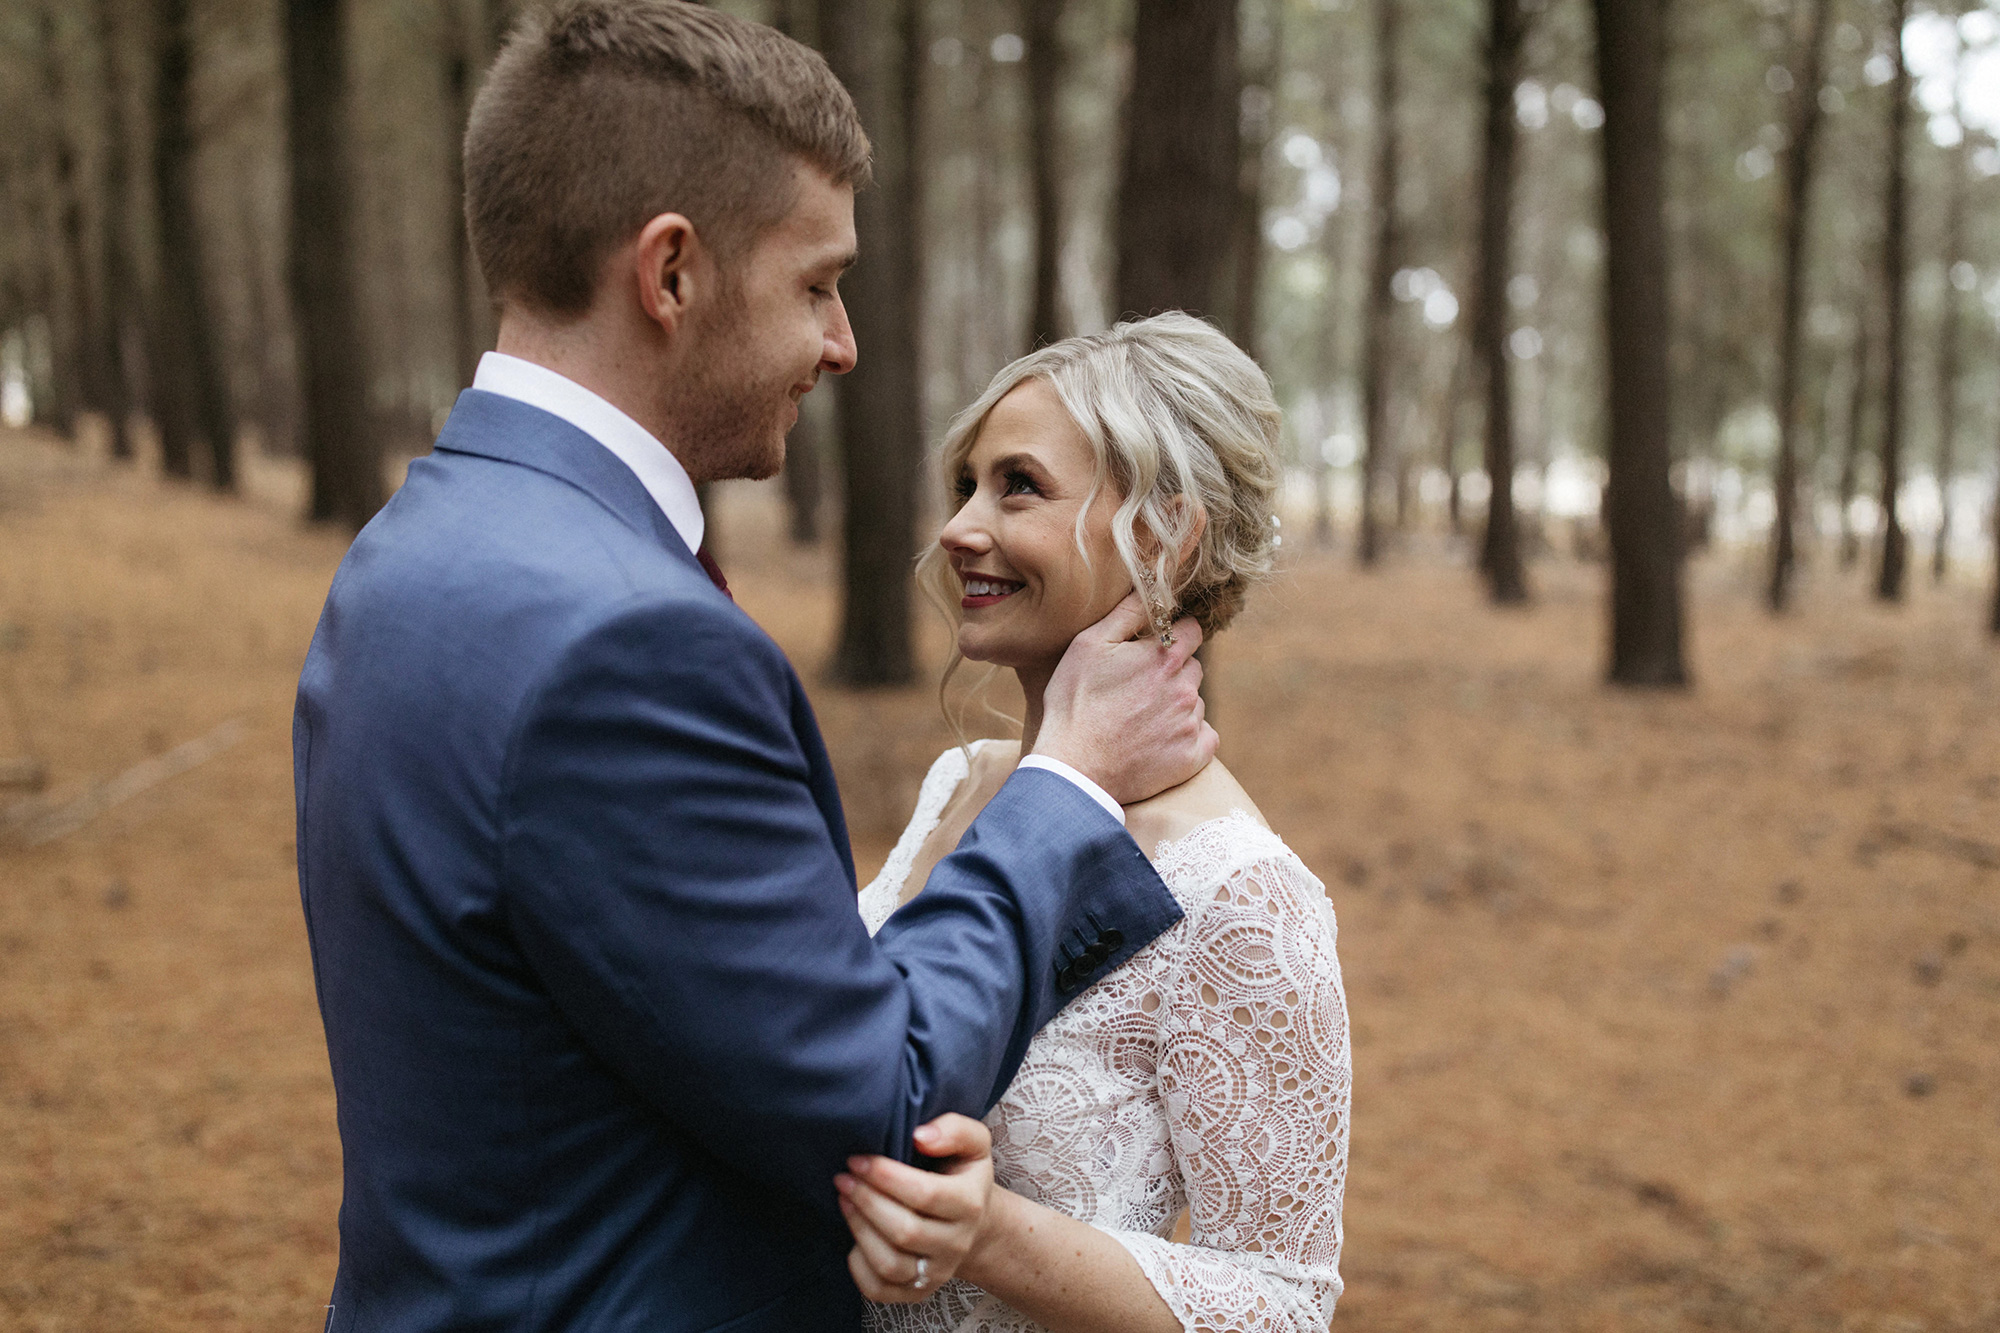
[1,0,1996,679]
[3,0,2000,1328]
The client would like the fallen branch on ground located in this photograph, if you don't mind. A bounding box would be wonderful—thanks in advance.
[1874,821,2000,871]
[1,718,248,848]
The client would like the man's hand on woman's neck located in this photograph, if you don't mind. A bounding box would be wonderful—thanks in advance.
[1030,593,1215,807]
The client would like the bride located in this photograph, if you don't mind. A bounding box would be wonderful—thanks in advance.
[841,313,1350,1332]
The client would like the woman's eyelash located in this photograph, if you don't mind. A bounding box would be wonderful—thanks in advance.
[952,469,1040,500]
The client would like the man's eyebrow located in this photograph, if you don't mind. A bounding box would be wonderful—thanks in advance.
[820,250,859,275]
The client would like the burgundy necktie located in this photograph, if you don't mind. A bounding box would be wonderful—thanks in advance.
[696,545,732,601]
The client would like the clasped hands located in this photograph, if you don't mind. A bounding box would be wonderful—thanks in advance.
[836,1113,999,1303]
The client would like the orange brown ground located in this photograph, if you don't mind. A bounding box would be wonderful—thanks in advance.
[1,425,1995,1331]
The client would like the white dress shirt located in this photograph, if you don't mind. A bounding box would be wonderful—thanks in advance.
[469,351,1124,827]
[473,351,706,556]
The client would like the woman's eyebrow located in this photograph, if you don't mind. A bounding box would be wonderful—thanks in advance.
[985,451,1050,477]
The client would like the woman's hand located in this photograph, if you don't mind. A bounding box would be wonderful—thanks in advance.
[836,1113,996,1304]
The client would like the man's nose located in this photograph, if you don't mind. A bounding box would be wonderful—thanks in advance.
[821,297,857,375]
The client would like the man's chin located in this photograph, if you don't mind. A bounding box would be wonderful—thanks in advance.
[741,432,785,482]
[702,432,786,483]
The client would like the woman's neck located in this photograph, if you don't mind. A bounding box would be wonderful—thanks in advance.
[1014,661,1056,756]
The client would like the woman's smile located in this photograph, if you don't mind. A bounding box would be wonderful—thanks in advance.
[960,575,1025,608]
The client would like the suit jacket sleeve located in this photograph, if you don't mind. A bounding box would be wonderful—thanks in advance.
[497,596,1181,1219]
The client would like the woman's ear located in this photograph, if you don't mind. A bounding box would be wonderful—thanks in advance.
[1157,495,1206,571]
[1177,504,1208,566]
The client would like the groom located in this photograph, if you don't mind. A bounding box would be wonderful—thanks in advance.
[293,4,1213,1331]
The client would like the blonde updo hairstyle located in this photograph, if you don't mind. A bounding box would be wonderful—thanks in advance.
[915,312,1284,731]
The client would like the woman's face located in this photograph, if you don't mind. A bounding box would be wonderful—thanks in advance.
[939,379,1133,671]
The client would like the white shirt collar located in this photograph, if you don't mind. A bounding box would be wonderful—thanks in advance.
[471,351,704,555]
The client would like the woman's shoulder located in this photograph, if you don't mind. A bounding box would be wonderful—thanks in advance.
[926,738,1019,831]
[1122,759,1269,860]
[964,736,1022,785]
[1126,764,1337,939]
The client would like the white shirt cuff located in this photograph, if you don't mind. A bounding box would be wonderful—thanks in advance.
[1016,755,1125,826]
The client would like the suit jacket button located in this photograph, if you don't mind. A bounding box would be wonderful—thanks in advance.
[1097,928,1124,952]
[1054,962,1080,995]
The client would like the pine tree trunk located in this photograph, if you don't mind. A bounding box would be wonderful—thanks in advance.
[1931,28,1966,585]
[1025,0,1064,349]
[1767,0,1831,612]
[1593,0,1687,686]
[1228,0,1279,361]
[286,0,381,528]
[1875,0,1910,602]
[1837,315,1868,568]
[1358,0,1400,567]
[91,0,135,460]
[443,0,497,393]
[233,177,296,456]
[1990,448,2000,636]
[152,0,237,487]
[784,389,826,544]
[40,6,104,444]
[821,0,922,686]
[1433,338,1467,537]
[1473,0,1527,602]
[145,3,192,476]
[1114,0,1240,322]
[1932,190,1962,585]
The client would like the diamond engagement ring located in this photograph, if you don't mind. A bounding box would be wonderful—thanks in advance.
[1158,628,1176,648]
[911,1256,929,1290]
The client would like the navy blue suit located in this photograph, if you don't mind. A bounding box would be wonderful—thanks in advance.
[293,390,1182,1332]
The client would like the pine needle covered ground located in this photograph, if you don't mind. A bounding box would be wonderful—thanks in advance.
[2,426,1995,1331]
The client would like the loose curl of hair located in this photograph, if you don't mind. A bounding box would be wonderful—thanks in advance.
[914,312,1284,740]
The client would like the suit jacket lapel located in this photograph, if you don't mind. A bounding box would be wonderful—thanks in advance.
[433,389,703,575]
[431,387,856,889]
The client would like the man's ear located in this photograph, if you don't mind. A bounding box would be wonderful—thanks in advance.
[632,211,702,334]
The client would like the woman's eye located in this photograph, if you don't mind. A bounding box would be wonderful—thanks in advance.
[1002,471,1038,497]
[952,475,976,502]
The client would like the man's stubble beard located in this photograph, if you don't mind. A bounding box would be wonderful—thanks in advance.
[670,295,789,485]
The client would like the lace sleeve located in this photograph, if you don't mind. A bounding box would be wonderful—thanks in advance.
[1110,850,1351,1332]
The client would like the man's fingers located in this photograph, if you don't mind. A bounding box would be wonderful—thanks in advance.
[1196,720,1220,763]
[1175,648,1204,697]
[1160,613,1204,669]
[1091,591,1154,644]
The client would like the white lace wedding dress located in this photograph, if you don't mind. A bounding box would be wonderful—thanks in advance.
[857,742,1351,1333]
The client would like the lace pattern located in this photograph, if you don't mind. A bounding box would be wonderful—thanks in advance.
[860,753,1350,1333]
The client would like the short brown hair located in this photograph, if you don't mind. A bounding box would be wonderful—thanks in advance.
[465,0,871,316]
